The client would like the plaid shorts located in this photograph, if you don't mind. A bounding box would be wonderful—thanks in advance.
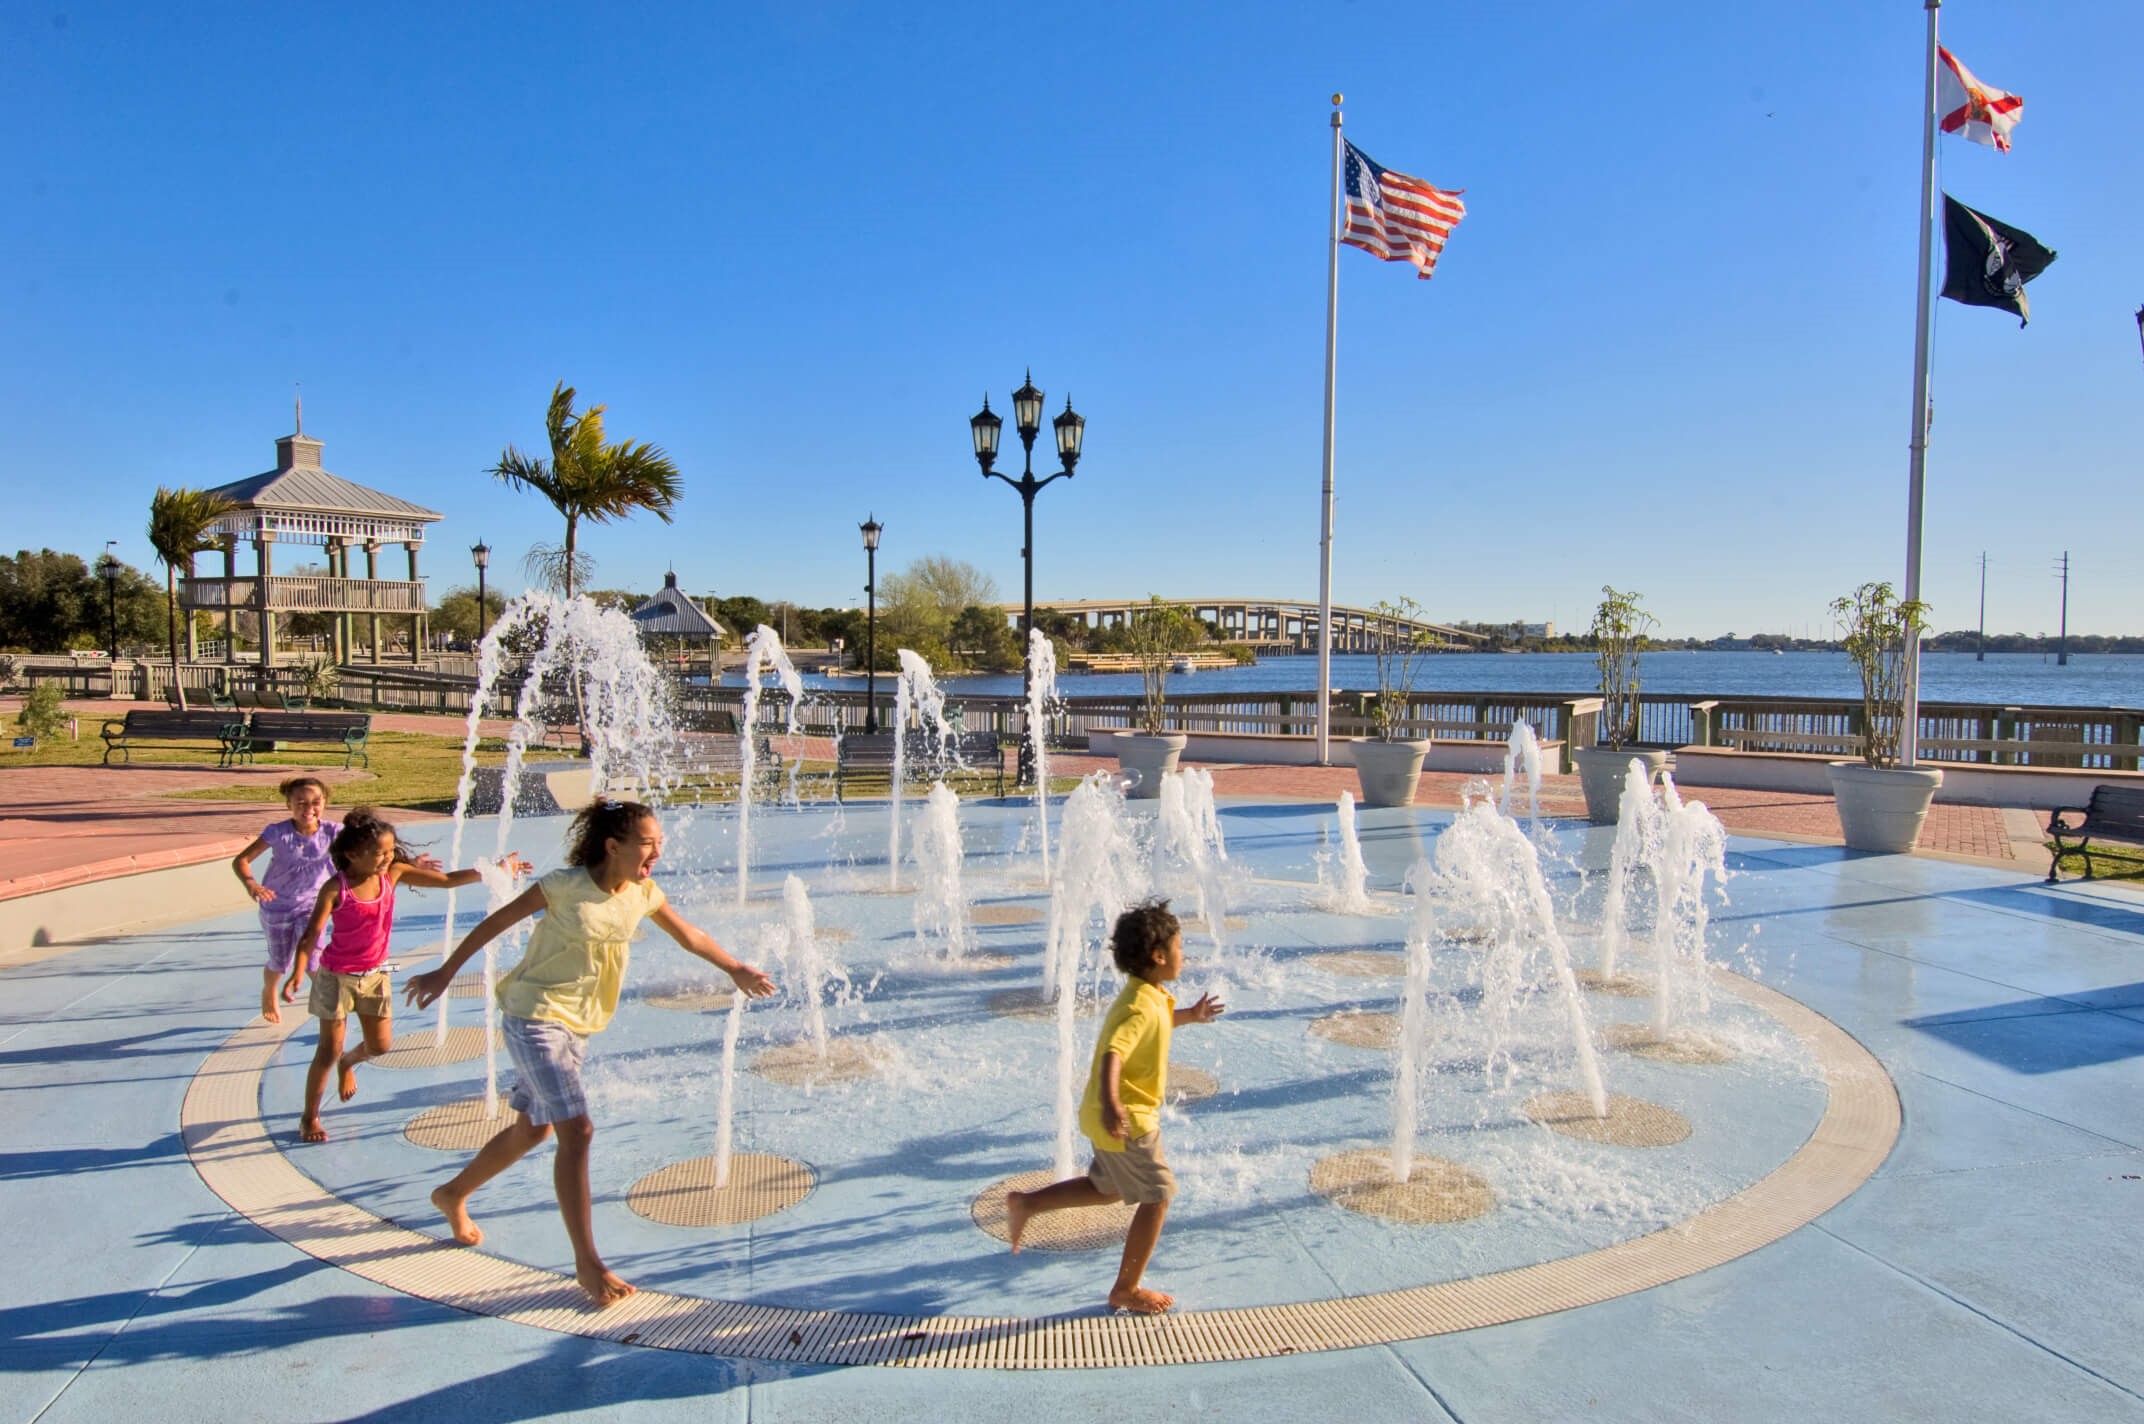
[503,1015,590,1126]
[260,912,310,975]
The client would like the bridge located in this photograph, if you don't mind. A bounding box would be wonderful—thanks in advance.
[1006,597,1485,655]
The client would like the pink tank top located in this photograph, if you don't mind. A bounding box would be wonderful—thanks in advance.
[318,872,396,975]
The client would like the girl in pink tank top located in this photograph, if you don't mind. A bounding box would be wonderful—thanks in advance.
[293,809,529,1144]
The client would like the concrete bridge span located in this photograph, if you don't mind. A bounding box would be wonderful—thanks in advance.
[1006,597,1484,654]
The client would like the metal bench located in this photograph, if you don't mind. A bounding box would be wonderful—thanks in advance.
[836,730,1005,800]
[2046,785,2144,882]
[101,709,248,766]
[232,711,373,768]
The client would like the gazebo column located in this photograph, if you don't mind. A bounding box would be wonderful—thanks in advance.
[220,535,237,666]
[328,539,350,666]
[255,532,276,670]
[183,548,199,661]
[364,540,382,664]
[406,541,424,665]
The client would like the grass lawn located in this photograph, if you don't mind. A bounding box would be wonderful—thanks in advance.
[161,731,519,813]
[2048,842,2144,882]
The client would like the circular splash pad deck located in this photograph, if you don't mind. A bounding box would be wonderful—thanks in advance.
[185,963,1895,1368]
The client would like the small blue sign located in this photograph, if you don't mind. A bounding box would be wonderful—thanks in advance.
[11,737,34,748]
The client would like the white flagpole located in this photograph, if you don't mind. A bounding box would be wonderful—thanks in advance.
[1901,0,1941,767]
[1317,94,1344,766]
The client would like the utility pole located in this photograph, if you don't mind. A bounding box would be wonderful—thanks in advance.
[1976,551,1987,662]
[2055,550,2070,667]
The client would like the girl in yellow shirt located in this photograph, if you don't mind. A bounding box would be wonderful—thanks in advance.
[405,799,775,1309]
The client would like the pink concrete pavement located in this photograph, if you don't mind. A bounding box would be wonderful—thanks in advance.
[0,697,2063,902]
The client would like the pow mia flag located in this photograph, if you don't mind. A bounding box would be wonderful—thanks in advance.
[1941,195,2056,327]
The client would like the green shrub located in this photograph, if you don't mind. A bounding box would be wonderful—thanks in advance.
[15,684,66,740]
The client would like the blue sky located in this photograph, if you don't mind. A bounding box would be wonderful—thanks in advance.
[5,1,2139,636]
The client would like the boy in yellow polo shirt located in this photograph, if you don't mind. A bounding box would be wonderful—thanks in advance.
[1005,899,1225,1314]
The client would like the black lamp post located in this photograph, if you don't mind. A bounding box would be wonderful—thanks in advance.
[97,546,121,661]
[972,372,1083,784]
[860,516,883,733]
[471,540,491,643]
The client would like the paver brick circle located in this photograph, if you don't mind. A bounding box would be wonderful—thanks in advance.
[1310,1149,1496,1224]
[1523,1092,1692,1147]
[971,1170,1136,1252]
[626,1154,816,1228]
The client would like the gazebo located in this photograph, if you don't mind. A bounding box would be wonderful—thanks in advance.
[628,572,725,662]
[181,423,444,668]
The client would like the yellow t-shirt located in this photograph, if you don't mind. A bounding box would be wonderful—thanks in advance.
[495,866,668,1035]
[1079,978,1175,1152]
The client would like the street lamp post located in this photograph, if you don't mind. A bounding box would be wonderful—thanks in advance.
[860,517,882,733]
[471,541,491,643]
[98,545,121,661]
[972,372,1084,784]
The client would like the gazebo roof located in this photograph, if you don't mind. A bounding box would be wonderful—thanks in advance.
[207,431,443,546]
[629,572,725,640]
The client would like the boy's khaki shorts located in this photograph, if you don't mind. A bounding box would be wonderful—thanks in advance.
[309,968,392,1021]
[1088,1130,1176,1204]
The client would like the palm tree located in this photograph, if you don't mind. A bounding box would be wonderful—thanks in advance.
[146,487,234,709]
[490,383,682,600]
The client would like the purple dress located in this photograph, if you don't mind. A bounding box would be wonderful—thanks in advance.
[258,819,336,973]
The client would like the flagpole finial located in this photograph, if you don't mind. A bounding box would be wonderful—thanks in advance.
[1331,93,1343,106]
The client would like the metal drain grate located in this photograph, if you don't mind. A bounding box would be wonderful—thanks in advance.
[373,1026,498,1070]
[183,966,1898,1369]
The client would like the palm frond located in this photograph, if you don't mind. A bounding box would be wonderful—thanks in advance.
[145,486,236,568]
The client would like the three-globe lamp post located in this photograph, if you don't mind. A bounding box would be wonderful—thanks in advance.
[972,373,1083,784]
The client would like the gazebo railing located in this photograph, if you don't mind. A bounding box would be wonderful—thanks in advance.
[180,575,427,614]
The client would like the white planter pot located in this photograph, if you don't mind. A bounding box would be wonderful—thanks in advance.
[1826,761,1944,854]
[1351,738,1432,808]
[1109,731,1187,799]
[1572,746,1669,823]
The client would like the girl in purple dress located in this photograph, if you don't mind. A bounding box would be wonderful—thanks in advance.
[230,777,337,1023]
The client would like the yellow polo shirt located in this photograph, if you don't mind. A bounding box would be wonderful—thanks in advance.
[496,867,667,1035]
[1079,977,1175,1152]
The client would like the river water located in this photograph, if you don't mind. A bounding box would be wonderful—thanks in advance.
[722,651,2144,711]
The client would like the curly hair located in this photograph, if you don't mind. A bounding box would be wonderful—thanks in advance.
[328,806,421,874]
[277,775,331,803]
[1109,899,1180,975]
[566,799,657,868]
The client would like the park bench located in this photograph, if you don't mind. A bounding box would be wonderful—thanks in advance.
[836,730,1005,800]
[2045,785,2144,883]
[230,711,373,769]
[208,687,298,712]
[101,709,248,766]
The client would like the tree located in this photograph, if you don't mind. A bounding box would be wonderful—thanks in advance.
[879,556,999,666]
[0,549,162,653]
[146,487,235,706]
[431,584,507,644]
[950,604,1019,672]
[1124,596,1203,733]
[490,382,682,601]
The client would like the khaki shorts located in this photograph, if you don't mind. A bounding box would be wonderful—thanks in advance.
[1088,1130,1176,1205]
[309,968,392,1022]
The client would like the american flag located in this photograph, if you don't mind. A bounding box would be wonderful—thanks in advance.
[1341,140,1465,280]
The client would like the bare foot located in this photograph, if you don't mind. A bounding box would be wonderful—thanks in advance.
[280,982,302,1004]
[431,1186,483,1246]
[262,1002,282,1025]
[337,1057,359,1102]
[1108,1286,1175,1315]
[575,1262,637,1308]
[1005,1190,1033,1254]
[299,1117,328,1143]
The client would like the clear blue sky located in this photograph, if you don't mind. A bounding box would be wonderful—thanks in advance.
[5,1,2139,637]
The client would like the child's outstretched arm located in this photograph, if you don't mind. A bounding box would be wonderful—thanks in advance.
[391,853,533,892]
[649,904,776,998]
[289,882,338,993]
[232,836,273,902]
[1173,992,1226,1027]
[403,883,547,1009]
